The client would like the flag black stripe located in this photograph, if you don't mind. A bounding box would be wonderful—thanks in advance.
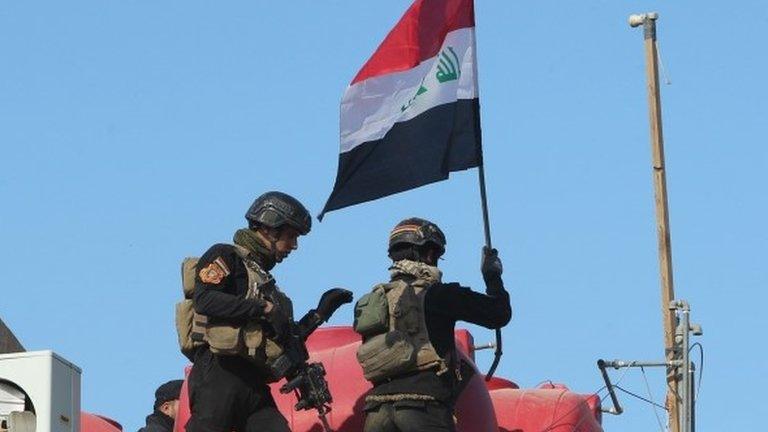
[320,98,481,219]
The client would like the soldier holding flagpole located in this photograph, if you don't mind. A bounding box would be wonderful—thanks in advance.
[354,218,510,432]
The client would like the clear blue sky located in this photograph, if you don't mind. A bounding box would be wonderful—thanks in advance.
[1,1,765,431]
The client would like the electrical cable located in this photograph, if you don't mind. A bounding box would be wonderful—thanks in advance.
[689,342,704,401]
[655,41,672,85]
[613,385,668,411]
[640,366,667,432]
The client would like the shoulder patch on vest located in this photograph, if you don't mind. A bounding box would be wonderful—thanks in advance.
[199,258,230,284]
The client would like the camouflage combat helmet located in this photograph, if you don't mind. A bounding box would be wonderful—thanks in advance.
[388,217,446,257]
[245,191,312,235]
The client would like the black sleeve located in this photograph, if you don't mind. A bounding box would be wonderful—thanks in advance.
[431,282,512,329]
[483,273,505,296]
[296,309,323,340]
[193,244,267,321]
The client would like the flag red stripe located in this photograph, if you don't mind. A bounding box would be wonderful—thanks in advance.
[351,0,475,85]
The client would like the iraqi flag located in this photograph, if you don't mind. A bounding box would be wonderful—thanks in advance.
[319,0,481,220]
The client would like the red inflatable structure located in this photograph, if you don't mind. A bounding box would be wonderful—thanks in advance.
[171,326,603,432]
[81,413,123,432]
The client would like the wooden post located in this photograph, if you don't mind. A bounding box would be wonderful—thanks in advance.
[630,12,680,432]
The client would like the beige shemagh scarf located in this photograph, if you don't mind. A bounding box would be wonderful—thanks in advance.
[389,259,442,288]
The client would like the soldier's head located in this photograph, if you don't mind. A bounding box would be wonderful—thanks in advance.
[387,217,446,266]
[245,191,312,263]
[153,379,183,419]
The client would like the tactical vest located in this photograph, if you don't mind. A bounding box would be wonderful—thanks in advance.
[353,279,447,383]
[175,245,293,381]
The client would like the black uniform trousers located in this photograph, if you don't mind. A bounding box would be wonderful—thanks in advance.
[363,400,455,432]
[186,350,289,432]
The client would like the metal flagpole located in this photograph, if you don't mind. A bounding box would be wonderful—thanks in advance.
[477,148,503,381]
[478,163,493,249]
[629,12,681,432]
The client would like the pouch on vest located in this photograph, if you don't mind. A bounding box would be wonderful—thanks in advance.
[181,257,198,298]
[353,288,389,338]
[207,324,243,355]
[356,331,416,383]
[241,322,285,364]
[176,257,207,360]
[175,300,195,358]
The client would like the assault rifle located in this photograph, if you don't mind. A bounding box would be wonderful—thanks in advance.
[280,362,333,432]
[268,318,334,432]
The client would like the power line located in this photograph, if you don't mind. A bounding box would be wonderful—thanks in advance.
[614,385,668,412]
[640,365,667,432]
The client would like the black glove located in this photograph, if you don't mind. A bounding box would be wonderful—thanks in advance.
[481,247,503,278]
[261,298,291,339]
[315,288,353,320]
[481,247,504,293]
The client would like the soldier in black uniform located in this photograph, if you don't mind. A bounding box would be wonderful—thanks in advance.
[138,380,183,432]
[360,218,511,432]
[186,192,353,432]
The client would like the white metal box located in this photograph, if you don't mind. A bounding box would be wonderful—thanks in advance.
[0,351,81,432]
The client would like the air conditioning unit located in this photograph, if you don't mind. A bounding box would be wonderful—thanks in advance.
[0,351,81,432]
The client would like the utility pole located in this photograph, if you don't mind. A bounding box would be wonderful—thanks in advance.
[629,12,680,432]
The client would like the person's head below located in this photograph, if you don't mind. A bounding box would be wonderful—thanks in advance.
[387,217,446,267]
[244,191,312,263]
[153,380,183,420]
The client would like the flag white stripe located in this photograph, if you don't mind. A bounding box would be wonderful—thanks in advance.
[340,27,478,154]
